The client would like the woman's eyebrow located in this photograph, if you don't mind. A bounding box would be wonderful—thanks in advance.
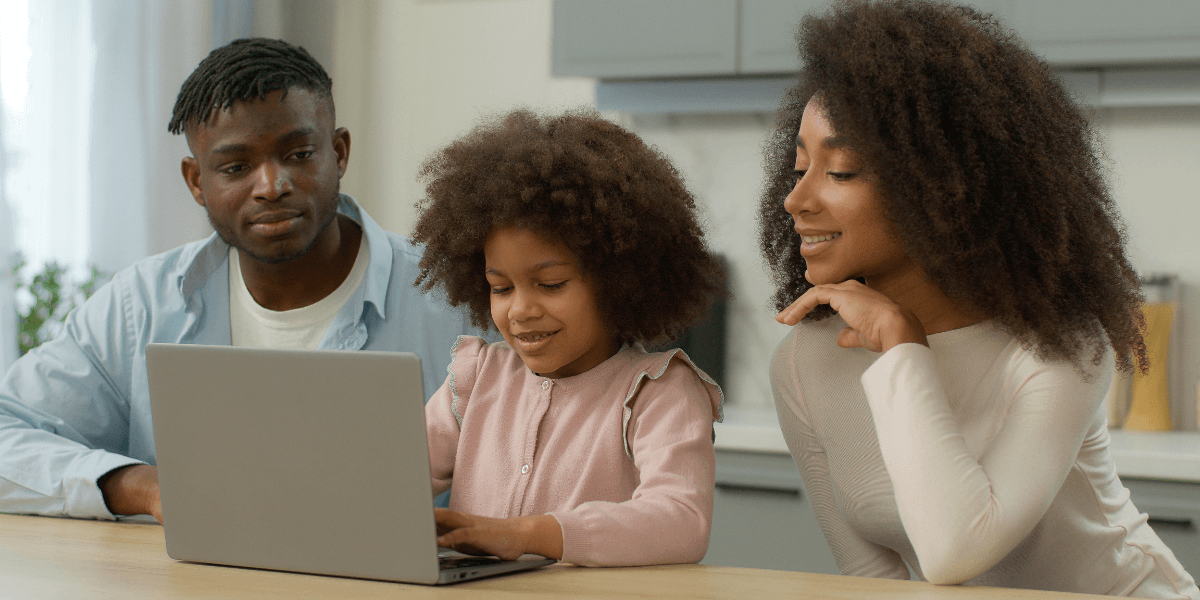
[794,134,847,149]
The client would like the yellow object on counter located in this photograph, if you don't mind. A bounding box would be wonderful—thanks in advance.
[1124,302,1174,431]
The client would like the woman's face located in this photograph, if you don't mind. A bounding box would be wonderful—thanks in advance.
[783,99,921,291]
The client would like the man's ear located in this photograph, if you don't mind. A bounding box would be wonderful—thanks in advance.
[181,157,205,207]
[333,127,351,179]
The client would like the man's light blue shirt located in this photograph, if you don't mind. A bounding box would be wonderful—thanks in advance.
[0,195,475,519]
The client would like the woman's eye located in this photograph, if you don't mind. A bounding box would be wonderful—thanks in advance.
[541,281,567,291]
[490,286,512,295]
[792,169,807,181]
[829,171,857,182]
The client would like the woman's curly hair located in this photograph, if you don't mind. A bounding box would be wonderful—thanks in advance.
[413,108,725,347]
[758,0,1146,372]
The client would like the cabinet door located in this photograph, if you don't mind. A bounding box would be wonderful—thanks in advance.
[1123,478,1200,578]
[704,451,839,573]
[738,0,820,74]
[1012,0,1200,66]
[551,0,738,78]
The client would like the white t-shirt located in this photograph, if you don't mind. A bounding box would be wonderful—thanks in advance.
[229,238,369,349]
[771,316,1199,598]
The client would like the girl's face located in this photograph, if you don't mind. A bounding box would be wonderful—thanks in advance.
[783,99,921,292]
[484,226,619,379]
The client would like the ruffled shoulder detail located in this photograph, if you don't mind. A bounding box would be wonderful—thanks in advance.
[446,335,488,428]
[620,346,724,460]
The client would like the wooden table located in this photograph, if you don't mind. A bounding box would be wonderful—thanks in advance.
[0,513,1109,599]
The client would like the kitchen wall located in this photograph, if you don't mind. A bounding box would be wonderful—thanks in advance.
[328,1,1200,420]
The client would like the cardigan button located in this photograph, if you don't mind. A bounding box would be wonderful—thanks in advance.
[541,380,550,390]
[520,464,530,474]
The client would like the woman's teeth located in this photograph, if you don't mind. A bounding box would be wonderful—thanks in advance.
[518,332,553,342]
[802,233,841,243]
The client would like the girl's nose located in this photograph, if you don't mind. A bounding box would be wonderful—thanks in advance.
[509,287,542,321]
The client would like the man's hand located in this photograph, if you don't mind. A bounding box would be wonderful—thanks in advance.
[775,280,928,352]
[98,464,162,523]
[434,508,562,561]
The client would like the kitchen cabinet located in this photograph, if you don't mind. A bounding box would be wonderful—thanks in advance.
[553,0,1200,81]
[550,0,738,78]
[1124,477,1200,578]
[703,450,839,573]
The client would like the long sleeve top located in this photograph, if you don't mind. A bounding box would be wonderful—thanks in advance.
[771,316,1199,598]
[426,336,723,567]
[0,195,477,519]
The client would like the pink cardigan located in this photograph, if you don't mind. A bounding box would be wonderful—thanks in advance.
[425,336,723,567]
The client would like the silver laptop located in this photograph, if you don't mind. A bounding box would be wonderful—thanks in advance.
[145,343,555,585]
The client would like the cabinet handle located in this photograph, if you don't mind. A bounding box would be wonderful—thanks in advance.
[715,482,801,497]
[1148,516,1195,529]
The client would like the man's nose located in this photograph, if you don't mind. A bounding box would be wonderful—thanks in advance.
[252,161,292,201]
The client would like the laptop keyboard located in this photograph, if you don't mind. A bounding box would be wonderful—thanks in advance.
[439,555,504,570]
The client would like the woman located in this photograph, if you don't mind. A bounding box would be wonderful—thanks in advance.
[760,1,1198,597]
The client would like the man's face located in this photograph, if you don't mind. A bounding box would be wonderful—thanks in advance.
[181,88,349,264]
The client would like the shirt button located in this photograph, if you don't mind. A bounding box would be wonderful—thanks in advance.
[520,464,530,474]
[541,380,550,390]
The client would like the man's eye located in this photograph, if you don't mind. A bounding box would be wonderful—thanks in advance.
[222,164,247,175]
[292,150,315,160]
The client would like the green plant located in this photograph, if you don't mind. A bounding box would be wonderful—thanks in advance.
[12,258,108,355]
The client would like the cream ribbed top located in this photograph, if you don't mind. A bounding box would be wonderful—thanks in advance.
[771,316,1198,598]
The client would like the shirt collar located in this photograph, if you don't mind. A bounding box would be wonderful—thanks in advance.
[178,194,394,321]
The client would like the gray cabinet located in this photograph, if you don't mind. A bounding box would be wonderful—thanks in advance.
[703,450,839,573]
[553,0,1200,80]
[1011,1,1200,66]
[1124,478,1200,578]
[551,0,738,78]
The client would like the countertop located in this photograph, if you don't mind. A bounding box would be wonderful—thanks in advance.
[714,406,1200,483]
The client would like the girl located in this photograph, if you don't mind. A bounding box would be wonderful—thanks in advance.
[761,1,1198,597]
[410,109,726,567]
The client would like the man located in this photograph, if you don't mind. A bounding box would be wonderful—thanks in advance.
[0,39,472,522]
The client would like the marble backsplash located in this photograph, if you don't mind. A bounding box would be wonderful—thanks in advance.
[614,112,793,412]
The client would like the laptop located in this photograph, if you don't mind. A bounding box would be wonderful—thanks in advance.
[145,343,555,585]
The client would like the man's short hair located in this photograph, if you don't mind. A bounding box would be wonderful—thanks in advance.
[167,38,333,135]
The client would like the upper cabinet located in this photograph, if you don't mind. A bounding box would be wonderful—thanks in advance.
[1012,1,1200,66]
[552,0,1200,80]
[551,0,739,78]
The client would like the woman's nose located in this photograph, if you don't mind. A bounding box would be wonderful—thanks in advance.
[783,175,808,217]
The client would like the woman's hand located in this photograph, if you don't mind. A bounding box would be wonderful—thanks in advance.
[775,280,928,352]
[434,508,563,561]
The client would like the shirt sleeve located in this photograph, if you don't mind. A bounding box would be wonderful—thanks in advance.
[425,336,485,498]
[0,277,145,519]
[550,358,719,567]
[861,342,1107,584]
[771,335,910,579]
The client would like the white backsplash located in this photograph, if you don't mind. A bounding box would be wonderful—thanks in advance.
[615,112,793,411]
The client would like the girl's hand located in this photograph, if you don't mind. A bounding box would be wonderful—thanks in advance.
[434,508,563,561]
[775,280,928,352]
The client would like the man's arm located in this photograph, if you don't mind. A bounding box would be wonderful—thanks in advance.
[0,276,150,519]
